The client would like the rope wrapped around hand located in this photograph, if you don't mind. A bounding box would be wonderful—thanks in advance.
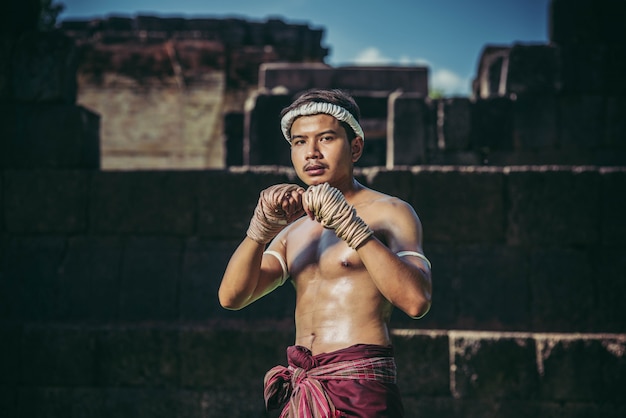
[247,184,305,244]
[303,183,373,249]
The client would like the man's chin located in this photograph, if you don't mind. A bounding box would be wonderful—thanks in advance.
[305,178,326,186]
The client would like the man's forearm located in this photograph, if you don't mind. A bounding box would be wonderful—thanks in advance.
[357,238,432,319]
[218,237,265,310]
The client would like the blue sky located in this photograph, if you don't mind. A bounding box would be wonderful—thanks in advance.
[58,0,551,96]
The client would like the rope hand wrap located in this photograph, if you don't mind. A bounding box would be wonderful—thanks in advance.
[304,183,373,250]
[247,184,305,244]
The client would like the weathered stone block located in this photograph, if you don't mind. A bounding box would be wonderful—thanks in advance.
[406,398,567,418]
[96,327,180,387]
[0,38,14,101]
[1,235,123,322]
[442,97,471,151]
[451,333,541,400]
[0,104,100,169]
[16,387,207,418]
[605,97,626,148]
[196,169,297,239]
[21,326,96,385]
[0,0,40,37]
[1,236,66,321]
[0,171,4,234]
[605,47,626,96]
[537,335,626,402]
[601,169,626,246]
[0,386,18,418]
[90,171,196,235]
[246,92,292,166]
[17,388,105,418]
[411,168,505,243]
[400,397,460,418]
[179,327,293,389]
[354,93,390,166]
[119,237,183,321]
[506,168,601,246]
[506,44,560,97]
[558,95,606,149]
[259,62,333,92]
[391,331,450,397]
[387,93,431,167]
[4,170,89,233]
[260,63,428,95]
[57,236,124,321]
[0,324,21,384]
[180,238,237,321]
[334,66,429,95]
[529,248,596,332]
[556,45,613,95]
[224,111,244,166]
[12,31,77,103]
[595,248,626,333]
[512,95,558,150]
[366,168,414,202]
[549,0,626,45]
[455,245,530,330]
[470,98,514,151]
[191,390,268,418]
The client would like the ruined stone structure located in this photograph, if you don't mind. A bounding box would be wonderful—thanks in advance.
[60,14,328,170]
[244,0,626,168]
[45,0,626,171]
[1,1,625,417]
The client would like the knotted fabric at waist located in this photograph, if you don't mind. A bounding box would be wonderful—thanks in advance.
[264,345,397,418]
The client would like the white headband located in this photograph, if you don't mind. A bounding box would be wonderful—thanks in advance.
[280,102,364,142]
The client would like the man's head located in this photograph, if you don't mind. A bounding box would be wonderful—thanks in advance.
[282,89,364,187]
[280,89,363,143]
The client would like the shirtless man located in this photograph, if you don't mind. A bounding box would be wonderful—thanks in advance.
[218,89,432,417]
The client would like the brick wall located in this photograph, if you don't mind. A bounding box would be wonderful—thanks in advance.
[1,167,625,417]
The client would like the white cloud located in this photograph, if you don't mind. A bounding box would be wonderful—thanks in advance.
[353,47,392,65]
[399,55,431,67]
[352,47,431,67]
[431,68,470,95]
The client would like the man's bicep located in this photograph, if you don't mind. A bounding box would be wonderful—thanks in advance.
[250,240,289,301]
[386,200,425,253]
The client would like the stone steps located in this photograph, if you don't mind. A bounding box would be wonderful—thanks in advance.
[1,323,624,417]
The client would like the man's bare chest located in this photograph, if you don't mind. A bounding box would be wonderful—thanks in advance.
[286,221,366,279]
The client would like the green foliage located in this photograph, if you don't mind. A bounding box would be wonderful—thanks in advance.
[429,88,446,99]
[39,0,65,31]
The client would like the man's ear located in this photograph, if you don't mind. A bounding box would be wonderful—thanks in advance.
[351,136,364,162]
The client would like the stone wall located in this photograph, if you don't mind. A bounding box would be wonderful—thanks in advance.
[1,167,625,417]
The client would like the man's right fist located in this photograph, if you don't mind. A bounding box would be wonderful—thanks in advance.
[246,184,305,244]
[303,183,373,249]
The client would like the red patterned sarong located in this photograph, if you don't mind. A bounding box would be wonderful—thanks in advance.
[264,344,404,418]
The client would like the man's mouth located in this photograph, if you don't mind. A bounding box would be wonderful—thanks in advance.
[304,164,326,175]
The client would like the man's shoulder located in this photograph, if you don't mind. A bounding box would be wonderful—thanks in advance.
[357,188,412,210]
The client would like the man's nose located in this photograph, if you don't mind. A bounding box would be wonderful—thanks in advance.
[306,143,321,159]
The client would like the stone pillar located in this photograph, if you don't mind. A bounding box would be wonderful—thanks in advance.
[244,91,292,166]
[386,92,433,168]
[0,2,100,170]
